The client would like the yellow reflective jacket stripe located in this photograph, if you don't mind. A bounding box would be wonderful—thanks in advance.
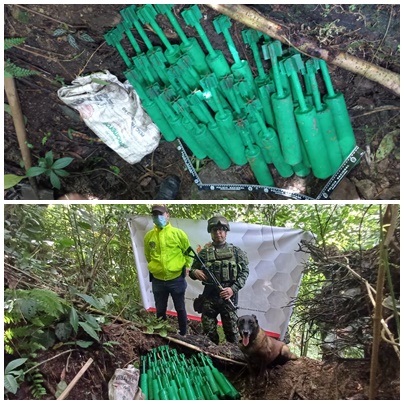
[144,222,192,281]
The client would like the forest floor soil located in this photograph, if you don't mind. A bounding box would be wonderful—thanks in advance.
[9,320,400,400]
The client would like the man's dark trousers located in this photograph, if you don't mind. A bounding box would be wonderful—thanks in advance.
[151,275,187,335]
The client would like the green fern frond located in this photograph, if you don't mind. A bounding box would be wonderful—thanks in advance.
[28,369,47,399]
[5,60,39,78]
[8,325,36,339]
[29,289,66,317]
[5,288,69,358]
[5,344,15,355]
[9,288,66,320]
[4,327,15,344]
[28,341,47,352]
[10,340,46,354]
[5,37,26,50]
[4,310,22,324]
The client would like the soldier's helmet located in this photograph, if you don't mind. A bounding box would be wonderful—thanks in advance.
[207,216,230,233]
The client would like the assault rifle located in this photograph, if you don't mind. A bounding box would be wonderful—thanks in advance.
[185,246,238,310]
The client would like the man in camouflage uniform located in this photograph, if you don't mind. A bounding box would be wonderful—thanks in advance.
[189,216,249,344]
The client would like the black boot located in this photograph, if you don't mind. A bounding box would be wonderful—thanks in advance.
[154,175,181,200]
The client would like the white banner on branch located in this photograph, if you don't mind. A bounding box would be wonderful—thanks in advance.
[128,216,313,340]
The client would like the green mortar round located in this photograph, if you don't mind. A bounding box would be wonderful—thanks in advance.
[215,110,247,165]
[323,92,356,159]
[294,106,332,179]
[271,91,303,166]
[259,128,294,178]
[206,50,231,78]
[246,144,275,186]
[180,37,210,76]
[316,106,343,173]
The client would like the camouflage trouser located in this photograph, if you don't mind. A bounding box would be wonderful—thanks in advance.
[201,294,238,344]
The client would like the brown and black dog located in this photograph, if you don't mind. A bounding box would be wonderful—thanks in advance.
[237,314,297,378]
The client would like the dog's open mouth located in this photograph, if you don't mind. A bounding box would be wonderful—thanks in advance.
[242,333,250,346]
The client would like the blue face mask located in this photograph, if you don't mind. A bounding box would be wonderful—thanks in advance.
[153,215,167,229]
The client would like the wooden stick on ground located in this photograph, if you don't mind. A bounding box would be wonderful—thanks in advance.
[206,4,400,96]
[57,358,94,400]
[4,76,40,198]
[164,335,246,366]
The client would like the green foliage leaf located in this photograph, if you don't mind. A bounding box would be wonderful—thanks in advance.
[19,298,38,320]
[75,340,94,348]
[151,322,166,330]
[5,358,28,374]
[81,313,101,330]
[55,380,68,398]
[31,329,56,349]
[11,9,30,24]
[375,130,399,162]
[78,321,100,342]
[69,307,79,333]
[77,221,92,230]
[30,318,45,327]
[159,329,168,337]
[109,165,120,174]
[55,322,73,342]
[44,151,54,167]
[4,174,26,189]
[41,133,51,145]
[4,374,19,394]
[76,293,103,310]
[67,33,79,50]
[79,33,95,43]
[56,237,75,248]
[53,28,67,37]
[67,128,74,139]
[50,171,61,189]
[26,167,47,177]
[53,169,70,178]
[52,157,74,169]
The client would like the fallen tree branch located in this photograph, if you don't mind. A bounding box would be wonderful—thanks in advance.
[206,4,400,96]
[163,335,246,366]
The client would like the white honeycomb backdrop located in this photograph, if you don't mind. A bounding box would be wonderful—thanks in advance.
[129,216,313,340]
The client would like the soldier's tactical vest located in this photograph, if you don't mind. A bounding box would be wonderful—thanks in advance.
[204,244,238,286]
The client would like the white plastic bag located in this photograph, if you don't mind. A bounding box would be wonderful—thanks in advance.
[57,71,160,164]
[108,365,144,400]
